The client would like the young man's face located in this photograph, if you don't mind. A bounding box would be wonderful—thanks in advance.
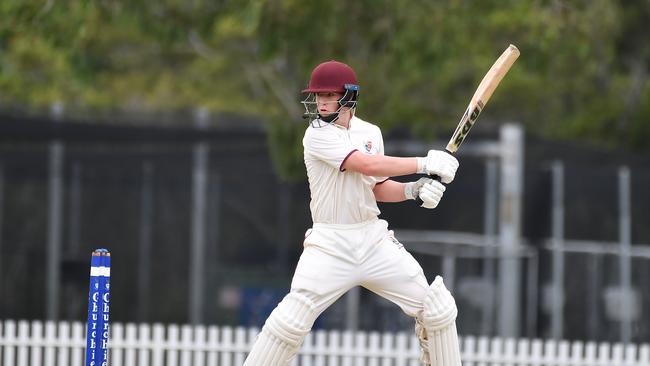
[316,92,344,116]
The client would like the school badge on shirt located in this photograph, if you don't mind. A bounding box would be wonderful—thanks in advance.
[364,140,373,153]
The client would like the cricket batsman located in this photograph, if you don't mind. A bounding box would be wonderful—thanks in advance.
[243,60,462,365]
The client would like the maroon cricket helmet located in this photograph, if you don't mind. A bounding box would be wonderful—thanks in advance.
[302,60,359,93]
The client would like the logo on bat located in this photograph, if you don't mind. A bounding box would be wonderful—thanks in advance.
[453,102,484,147]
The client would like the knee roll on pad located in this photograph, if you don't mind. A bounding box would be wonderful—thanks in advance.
[263,291,319,348]
[423,275,458,331]
[243,292,319,366]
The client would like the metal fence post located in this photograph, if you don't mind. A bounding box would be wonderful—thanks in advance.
[526,250,539,338]
[46,102,65,320]
[207,170,221,321]
[551,161,565,339]
[442,255,456,290]
[482,158,498,335]
[345,287,360,332]
[189,108,210,324]
[618,166,632,343]
[498,123,523,337]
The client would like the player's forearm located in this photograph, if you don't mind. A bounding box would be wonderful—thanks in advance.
[343,152,417,177]
[373,179,407,202]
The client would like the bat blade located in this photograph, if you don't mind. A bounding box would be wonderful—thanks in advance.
[446,44,520,153]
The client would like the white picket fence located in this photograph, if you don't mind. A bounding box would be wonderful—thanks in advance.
[1,320,649,366]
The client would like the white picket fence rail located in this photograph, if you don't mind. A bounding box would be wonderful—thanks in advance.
[1,320,649,366]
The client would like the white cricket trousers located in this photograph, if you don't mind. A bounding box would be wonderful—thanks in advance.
[242,218,430,366]
[291,218,429,317]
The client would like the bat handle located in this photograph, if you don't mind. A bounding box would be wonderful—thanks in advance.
[414,149,453,207]
[430,174,442,182]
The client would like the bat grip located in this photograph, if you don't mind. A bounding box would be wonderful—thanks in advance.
[414,149,453,207]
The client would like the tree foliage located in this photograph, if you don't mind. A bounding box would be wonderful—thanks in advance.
[1,0,649,179]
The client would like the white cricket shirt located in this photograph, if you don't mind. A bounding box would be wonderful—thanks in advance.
[303,116,387,225]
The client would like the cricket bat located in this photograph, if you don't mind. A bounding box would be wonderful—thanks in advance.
[417,45,519,205]
[445,44,520,154]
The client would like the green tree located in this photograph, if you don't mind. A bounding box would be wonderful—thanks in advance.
[1,0,649,179]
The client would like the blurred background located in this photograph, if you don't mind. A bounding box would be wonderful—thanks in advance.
[1,0,649,346]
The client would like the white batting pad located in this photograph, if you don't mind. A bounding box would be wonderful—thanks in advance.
[422,276,462,366]
[243,291,318,366]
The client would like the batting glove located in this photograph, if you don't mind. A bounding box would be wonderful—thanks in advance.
[418,180,446,209]
[404,177,433,200]
[416,150,459,184]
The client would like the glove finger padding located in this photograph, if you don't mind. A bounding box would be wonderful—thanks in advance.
[438,166,456,184]
[418,181,445,209]
[437,156,459,184]
[424,151,459,184]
